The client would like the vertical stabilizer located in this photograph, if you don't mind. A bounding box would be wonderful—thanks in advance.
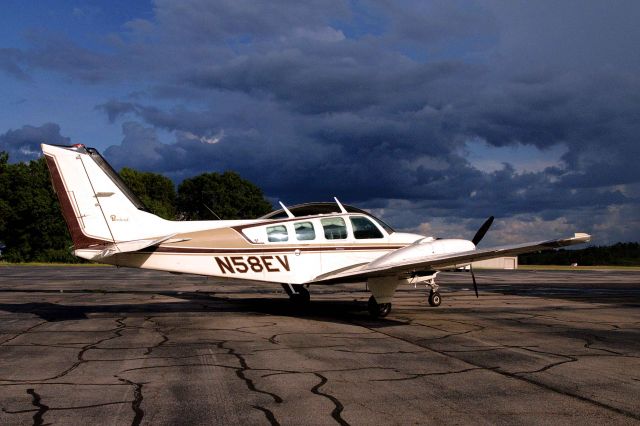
[42,144,169,249]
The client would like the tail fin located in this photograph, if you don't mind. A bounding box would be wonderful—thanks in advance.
[42,144,168,251]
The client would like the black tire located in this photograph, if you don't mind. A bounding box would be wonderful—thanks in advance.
[428,291,442,307]
[378,303,392,317]
[368,295,392,318]
[291,286,310,304]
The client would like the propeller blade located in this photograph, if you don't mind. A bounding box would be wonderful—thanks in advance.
[472,216,494,246]
[470,265,479,298]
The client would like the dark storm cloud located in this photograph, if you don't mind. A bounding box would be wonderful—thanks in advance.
[0,31,127,84]
[0,48,31,81]
[0,123,70,163]
[153,0,349,41]
[187,46,475,115]
[380,0,498,46]
[3,0,640,242]
[97,100,137,123]
[26,33,131,84]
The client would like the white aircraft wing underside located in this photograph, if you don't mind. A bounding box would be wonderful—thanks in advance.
[308,233,591,284]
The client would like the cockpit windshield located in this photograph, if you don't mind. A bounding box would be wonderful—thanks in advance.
[369,216,394,234]
[261,202,395,233]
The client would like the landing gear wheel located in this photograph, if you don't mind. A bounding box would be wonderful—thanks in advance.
[368,295,392,318]
[290,286,310,304]
[283,284,310,304]
[428,291,442,307]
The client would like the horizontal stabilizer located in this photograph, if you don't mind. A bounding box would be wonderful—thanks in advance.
[91,234,183,259]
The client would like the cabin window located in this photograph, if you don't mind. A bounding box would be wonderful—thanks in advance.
[350,216,384,239]
[321,217,347,240]
[295,221,316,241]
[266,225,288,242]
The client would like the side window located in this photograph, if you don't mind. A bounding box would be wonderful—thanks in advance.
[295,221,316,241]
[266,225,288,242]
[350,216,384,239]
[321,217,347,240]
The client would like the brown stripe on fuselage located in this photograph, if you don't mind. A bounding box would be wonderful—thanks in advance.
[44,154,110,249]
[160,227,257,249]
[153,226,406,254]
[142,244,406,254]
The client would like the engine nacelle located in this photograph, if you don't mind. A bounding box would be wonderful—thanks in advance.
[368,239,475,269]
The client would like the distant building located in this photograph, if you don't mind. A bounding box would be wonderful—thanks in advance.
[471,256,518,270]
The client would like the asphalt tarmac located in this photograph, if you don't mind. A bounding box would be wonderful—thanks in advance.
[0,267,639,425]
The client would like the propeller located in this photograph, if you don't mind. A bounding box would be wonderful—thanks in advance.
[472,216,494,246]
[469,216,494,298]
[470,265,479,298]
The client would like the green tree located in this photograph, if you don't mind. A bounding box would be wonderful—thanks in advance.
[177,171,272,220]
[0,155,76,262]
[0,153,274,262]
[519,242,640,266]
[119,167,176,219]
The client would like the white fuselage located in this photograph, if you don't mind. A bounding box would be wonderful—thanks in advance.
[41,142,477,287]
[99,213,437,284]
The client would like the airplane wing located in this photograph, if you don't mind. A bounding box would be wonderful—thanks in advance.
[309,233,591,284]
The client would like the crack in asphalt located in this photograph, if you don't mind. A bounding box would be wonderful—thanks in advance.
[407,319,486,342]
[116,377,145,426]
[44,317,127,381]
[268,331,378,345]
[142,317,169,356]
[0,321,47,345]
[252,404,280,426]
[2,390,131,422]
[351,319,640,421]
[0,382,133,387]
[248,344,346,353]
[27,388,48,426]
[369,367,489,382]
[258,366,400,380]
[331,348,426,355]
[582,333,624,355]
[219,341,284,404]
[311,373,349,426]
[1,269,638,423]
[1,315,151,425]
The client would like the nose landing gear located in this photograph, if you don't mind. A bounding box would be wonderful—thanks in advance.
[428,290,442,307]
[410,271,443,308]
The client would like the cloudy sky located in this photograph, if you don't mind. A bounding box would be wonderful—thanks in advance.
[1,0,639,245]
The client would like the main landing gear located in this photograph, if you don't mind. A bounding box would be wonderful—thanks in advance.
[368,296,392,318]
[282,283,310,304]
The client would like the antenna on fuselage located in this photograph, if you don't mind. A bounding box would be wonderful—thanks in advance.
[279,201,295,218]
[202,204,221,220]
[334,197,348,214]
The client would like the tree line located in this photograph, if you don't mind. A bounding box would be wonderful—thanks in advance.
[0,152,272,262]
[519,242,640,266]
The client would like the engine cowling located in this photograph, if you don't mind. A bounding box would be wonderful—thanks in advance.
[368,239,475,269]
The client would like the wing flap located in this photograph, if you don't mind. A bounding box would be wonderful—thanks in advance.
[309,233,590,284]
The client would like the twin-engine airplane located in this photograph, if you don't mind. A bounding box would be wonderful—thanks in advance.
[42,143,590,317]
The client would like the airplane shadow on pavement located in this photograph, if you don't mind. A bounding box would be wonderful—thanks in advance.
[0,289,409,325]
